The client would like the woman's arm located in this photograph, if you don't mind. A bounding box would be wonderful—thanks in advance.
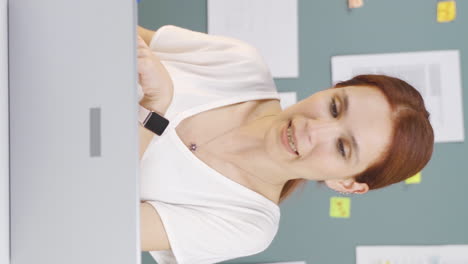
[139,123,154,160]
[136,33,174,109]
[140,202,171,251]
[137,27,172,250]
[136,26,174,160]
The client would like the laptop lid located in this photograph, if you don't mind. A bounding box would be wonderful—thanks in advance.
[1,0,9,263]
[9,0,141,263]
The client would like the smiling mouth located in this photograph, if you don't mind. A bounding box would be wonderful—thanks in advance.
[286,120,299,156]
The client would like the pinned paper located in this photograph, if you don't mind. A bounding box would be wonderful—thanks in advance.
[356,245,468,264]
[330,197,351,218]
[348,0,364,8]
[208,0,298,78]
[437,0,456,23]
[405,172,422,184]
[279,92,297,110]
[256,262,306,264]
[331,50,464,143]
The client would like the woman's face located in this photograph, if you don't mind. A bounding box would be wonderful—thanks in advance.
[265,85,393,186]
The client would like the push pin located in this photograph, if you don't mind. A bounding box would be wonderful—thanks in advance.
[348,0,364,9]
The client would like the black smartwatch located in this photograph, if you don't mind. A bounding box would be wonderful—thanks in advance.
[138,105,169,136]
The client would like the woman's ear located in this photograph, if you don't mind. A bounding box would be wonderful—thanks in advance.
[324,178,369,194]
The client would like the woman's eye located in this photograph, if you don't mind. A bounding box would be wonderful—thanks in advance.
[330,98,338,118]
[337,139,346,158]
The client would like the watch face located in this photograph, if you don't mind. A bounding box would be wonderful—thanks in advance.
[145,112,169,135]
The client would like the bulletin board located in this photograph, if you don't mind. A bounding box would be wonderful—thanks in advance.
[138,0,468,263]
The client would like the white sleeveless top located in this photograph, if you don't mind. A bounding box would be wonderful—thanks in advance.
[139,25,281,264]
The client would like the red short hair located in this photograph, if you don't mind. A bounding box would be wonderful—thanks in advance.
[278,74,434,203]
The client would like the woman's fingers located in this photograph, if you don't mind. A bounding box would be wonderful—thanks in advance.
[137,34,153,58]
[137,34,153,74]
[135,31,174,107]
[137,57,148,75]
[137,47,151,58]
[137,35,147,48]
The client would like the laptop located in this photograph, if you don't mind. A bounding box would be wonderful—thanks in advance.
[1,0,9,263]
[8,0,141,263]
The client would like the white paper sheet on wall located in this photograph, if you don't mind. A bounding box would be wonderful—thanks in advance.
[207,0,298,78]
[256,261,306,264]
[279,92,297,110]
[356,245,468,264]
[331,50,464,143]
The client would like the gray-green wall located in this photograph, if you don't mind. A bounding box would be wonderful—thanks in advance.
[138,1,468,263]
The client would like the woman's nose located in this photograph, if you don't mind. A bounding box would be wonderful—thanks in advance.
[299,118,342,153]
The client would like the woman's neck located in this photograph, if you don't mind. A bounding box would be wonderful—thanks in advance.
[218,103,294,197]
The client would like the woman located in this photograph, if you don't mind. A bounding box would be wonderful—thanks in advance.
[136,25,434,264]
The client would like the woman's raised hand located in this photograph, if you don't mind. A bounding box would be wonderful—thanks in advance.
[137,34,174,113]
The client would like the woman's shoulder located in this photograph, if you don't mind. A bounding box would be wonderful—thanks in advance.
[151,25,273,79]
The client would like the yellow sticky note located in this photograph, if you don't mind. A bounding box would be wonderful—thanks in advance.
[330,197,351,218]
[405,172,422,184]
[437,1,456,23]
